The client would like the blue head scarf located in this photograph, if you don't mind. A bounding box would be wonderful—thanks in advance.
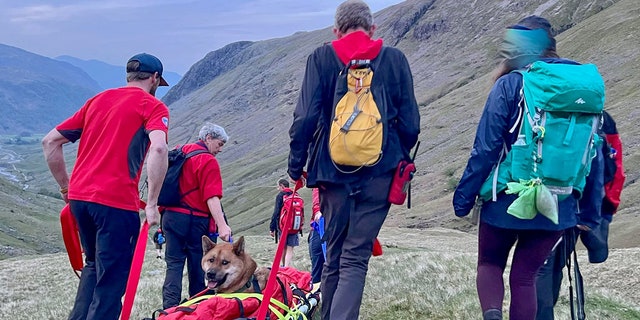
[499,16,555,68]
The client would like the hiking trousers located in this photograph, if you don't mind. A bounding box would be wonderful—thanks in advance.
[319,174,393,320]
[68,200,140,320]
[162,210,210,309]
[477,222,562,320]
[308,229,325,284]
[535,232,569,320]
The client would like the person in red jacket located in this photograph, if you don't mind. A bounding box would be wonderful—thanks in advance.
[42,53,170,320]
[161,122,232,309]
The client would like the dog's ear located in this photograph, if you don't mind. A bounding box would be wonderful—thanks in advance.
[202,235,216,254]
[232,236,245,256]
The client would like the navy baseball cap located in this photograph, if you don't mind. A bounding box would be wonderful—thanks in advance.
[127,53,169,86]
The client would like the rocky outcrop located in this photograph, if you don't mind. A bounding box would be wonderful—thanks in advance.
[162,41,255,106]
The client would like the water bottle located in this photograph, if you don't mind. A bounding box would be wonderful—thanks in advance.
[297,293,318,315]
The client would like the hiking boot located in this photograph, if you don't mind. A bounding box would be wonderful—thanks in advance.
[483,309,502,320]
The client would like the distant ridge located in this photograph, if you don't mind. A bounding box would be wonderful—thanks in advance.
[55,55,182,99]
[0,44,101,134]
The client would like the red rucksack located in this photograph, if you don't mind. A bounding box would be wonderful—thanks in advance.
[279,188,305,235]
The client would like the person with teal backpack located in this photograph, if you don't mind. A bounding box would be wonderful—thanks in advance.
[453,15,605,320]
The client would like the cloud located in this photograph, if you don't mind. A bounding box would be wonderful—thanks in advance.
[7,0,187,23]
[0,0,405,74]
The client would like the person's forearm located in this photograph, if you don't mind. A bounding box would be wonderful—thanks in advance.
[42,133,69,189]
[146,143,168,205]
[207,197,227,227]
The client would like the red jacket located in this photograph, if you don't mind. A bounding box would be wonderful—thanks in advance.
[309,188,320,230]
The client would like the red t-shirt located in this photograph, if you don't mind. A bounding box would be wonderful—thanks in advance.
[57,87,169,212]
[174,142,223,216]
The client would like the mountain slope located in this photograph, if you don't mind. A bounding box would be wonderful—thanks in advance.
[162,0,639,245]
[1,0,639,259]
[55,55,182,99]
[0,44,101,135]
[0,176,63,259]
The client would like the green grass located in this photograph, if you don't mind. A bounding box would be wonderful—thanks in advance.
[0,1,639,317]
[0,228,638,320]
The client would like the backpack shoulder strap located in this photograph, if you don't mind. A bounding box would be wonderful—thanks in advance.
[370,46,387,71]
[601,111,618,135]
[185,147,210,159]
[282,187,293,194]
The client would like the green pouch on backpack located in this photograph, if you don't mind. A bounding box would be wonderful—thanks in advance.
[505,179,558,224]
[506,180,537,220]
[536,184,558,224]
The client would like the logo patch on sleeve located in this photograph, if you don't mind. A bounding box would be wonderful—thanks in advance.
[162,117,169,127]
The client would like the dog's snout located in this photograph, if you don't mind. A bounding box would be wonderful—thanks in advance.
[206,270,216,280]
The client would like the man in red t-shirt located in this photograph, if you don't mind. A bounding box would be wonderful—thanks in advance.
[42,53,170,320]
[161,122,232,309]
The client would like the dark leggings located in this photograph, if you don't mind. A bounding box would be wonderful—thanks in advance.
[477,222,562,320]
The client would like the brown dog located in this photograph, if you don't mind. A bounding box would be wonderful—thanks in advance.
[201,235,270,293]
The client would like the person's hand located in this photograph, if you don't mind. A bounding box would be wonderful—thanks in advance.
[217,224,232,242]
[292,176,306,190]
[145,204,161,226]
[60,186,69,203]
[313,211,323,222]
[270,230,275,238]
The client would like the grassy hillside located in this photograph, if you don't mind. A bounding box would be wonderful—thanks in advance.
[0,0,637,318]
[0,172,63,259]
[0,228,638,319]
[413,0,640,248]
[160,0,640,244]
[0,0,638,258]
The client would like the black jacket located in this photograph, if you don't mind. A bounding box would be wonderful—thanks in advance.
[287,44,420,186]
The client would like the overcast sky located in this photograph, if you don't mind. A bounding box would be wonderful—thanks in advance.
[0,0,404,75]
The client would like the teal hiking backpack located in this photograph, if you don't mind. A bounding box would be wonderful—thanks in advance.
[479,61,605,223]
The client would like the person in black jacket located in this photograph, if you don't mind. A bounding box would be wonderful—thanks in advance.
[287,1,420,319]
[269,178,299,267]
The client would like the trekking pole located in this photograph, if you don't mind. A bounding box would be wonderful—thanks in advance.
[256,173,306,320]
[407,141,420,209]
[573,235,586,320]
[565,228,586,320]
